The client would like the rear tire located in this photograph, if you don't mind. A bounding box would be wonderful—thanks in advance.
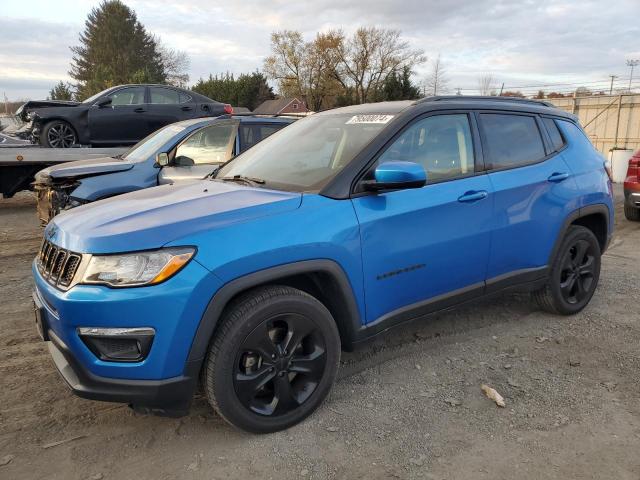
[203,285,341,433]
[533,226,601,315]
[624,203,640,221]
[40,120,77,148]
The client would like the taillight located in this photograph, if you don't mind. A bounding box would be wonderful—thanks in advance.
[626,155,640,182]
[223,104,233,114]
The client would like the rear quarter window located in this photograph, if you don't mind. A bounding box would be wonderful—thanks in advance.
[480,113,546,170]
[542,117,566,151]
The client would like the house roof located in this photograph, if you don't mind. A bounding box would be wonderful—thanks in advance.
[253,98,303,114]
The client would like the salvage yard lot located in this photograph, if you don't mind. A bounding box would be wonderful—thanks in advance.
[1,188,639,480]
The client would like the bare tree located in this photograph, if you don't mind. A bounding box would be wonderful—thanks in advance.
[263,30,343,111]
[332,27,426,103]
[424,54,448,96]
[159,45,191,87]
[477,74,494,96]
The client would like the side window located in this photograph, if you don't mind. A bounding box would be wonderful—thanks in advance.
[109,87,145,106]
[174,123,237,165]
[239,124,283,151]
[378,114,475,183]
[542,117,565,152]
[480,114,546,169]
[179,92,192,103]
[150,87,182,104]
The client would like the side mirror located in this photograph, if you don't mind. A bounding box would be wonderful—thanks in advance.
[154,152,169,168]
[363,161,427,191]
[96,98,112,108]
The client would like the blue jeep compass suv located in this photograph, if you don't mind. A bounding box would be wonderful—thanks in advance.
[32,96,614,433]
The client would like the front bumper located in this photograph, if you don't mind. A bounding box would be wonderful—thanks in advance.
[48,328,199,416]
[624,189,640,209]
[32,256,223,414]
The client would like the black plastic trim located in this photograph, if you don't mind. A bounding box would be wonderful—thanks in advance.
[548,204,611,263]
[484,266,548,294]
[187,260,363,360]
[47,330,198,417]
[352,282,485,344]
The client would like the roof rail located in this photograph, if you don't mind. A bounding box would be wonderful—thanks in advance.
[417,95,556,108]
[221,113,310,118]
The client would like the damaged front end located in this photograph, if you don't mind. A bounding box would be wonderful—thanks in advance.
[34,179,82,225]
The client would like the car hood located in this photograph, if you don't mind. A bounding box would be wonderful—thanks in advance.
[17,100,81,121]
[35,156,133,183]
[46,180,303,253]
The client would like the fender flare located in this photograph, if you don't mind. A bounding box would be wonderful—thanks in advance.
[186,259,362,365]
[548,203,611,265]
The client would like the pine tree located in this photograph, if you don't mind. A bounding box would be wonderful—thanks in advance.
[69,0,165,99]
[49,81,74,101]
[192,71,274,110]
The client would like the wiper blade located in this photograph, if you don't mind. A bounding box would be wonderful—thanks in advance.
[219,175,266,185]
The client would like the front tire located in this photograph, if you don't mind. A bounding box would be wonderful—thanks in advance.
[624,203,640,221]
[533,226,601,315]
[203,286,341,433]
[40,120,77,148]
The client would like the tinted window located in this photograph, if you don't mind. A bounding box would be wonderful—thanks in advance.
[378,114,475,183]
[109,87,145,106]
[239,124,284,150]
[175,123,236,165]
[542,117,565,151]
[150,87,181,104]
[480,114,546,169]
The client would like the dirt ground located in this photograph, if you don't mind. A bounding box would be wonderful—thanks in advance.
[1,187,639,480]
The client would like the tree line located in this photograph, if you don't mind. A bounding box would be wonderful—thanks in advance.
[46,0,603,111]
[48,1,425,110]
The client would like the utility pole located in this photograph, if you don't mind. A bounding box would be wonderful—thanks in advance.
[499,82,504,95]
[627,59,639,92]
[608,75,618,95]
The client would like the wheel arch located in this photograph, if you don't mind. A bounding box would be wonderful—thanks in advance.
[187,260,363,368]
[549,204,611,265]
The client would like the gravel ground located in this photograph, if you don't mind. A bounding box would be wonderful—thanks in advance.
[0,187,639,480]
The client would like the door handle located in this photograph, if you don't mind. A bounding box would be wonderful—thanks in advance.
[458,190,488,203]
[181,106,192,111]
[548,172,569,183]
[134,107,146,113]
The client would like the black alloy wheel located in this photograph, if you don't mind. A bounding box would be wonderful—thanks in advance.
[558,239,597,305]
[204,285,341,433]
[533,225,601,315]
[234,313,327,416]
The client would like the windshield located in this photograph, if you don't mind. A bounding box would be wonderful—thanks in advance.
[82,87,116,104]
[122,124,187,162]
[215,113,392,191]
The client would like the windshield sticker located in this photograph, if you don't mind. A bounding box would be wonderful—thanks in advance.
[346,114,394,124]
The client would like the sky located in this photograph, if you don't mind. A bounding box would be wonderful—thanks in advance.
[1,0,639,101]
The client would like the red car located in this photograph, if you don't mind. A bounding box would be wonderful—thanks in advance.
[624,150,640,221]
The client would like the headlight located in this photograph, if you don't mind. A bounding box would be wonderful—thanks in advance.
[80,247,195,287]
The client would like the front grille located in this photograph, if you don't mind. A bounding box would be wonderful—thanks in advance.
[38,240,82,288]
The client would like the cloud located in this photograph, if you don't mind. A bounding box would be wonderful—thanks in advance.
[1,0,639,99]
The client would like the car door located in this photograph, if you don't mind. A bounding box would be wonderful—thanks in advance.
[88,86,148,144]
[351,112,494,323]
[146,87,196,136]
[477,111,579,290]
[158,120,240,184]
